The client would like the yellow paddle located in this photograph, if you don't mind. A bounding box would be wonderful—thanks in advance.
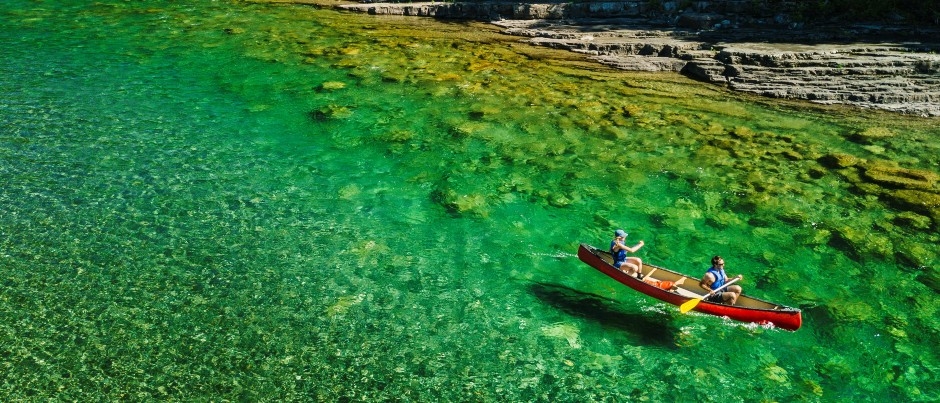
[679,277,741,313]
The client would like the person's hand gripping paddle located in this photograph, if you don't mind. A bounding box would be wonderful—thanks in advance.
[679,277,741,313]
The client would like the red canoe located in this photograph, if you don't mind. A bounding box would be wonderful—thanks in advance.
[577,243,802,331]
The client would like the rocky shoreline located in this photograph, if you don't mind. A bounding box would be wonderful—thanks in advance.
[326,1,940,117]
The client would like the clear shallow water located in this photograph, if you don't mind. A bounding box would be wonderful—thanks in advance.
[1,0,937,400]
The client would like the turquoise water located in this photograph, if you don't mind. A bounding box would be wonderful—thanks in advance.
[1,0,937,400]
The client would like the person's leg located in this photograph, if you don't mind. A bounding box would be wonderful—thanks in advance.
[723,285,742,305]
[622,261,639,276]
[626,257,643,277]
[614,261,628,273]
[706,292,724,303]
[728,285,744,305]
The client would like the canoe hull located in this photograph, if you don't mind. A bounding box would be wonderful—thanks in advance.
[577,243,802,331]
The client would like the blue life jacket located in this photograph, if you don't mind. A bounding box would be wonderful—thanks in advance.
[610,240,627,266]
[706,267,727,291]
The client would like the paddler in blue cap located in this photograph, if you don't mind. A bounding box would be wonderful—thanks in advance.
[610,229,645,277]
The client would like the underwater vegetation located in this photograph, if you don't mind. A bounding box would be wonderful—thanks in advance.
[0,0,937,401]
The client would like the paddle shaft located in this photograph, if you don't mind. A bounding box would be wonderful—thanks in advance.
[701,276,741,298]
[679,276,741,313]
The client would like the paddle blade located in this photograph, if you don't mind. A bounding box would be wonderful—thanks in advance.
[679,297,702,313]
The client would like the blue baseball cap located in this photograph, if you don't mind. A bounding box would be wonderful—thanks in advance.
[614,229,627,238]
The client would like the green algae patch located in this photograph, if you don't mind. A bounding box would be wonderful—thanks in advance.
[818,152,863,168]
[338,184,362,200]
[309,104,354,120]
[851,126,896,143]
[319,81,346,90]
[764,365,790,383]
[827,299,877,323]
[434,185,492,218]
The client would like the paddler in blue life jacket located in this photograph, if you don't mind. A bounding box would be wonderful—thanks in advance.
[699,255,743,305]
[610,229,645,277]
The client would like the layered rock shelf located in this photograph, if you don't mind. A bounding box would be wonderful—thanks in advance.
[496,19,940,117]
[334,1,940,117]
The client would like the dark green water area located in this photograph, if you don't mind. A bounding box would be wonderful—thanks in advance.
[1,0,937,400]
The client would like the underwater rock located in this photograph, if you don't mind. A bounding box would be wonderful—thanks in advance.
[818,354,855,380]
[827,299,876,323]
[730,126,756,139]
[450,121,489,137]
[827,224,868,258]
[338,184,362,200]
[540,323,581,349]
[869,233,896,259]
[548,193,572,208]
[309,104,353,121]
[340,46,360,55]
[887,326,908,340]
[807,167,828,179]
[383,129,415,143]
[434,187,491,217]
[851,127,895,144]
[895,241,936,268]
[621,104,643,117]
[748,215,775,228]
[893,211,932,230]
[763,364,790,383]
[775,209,808,225]
[583,351,623,370]
[818,153,863,169]
[800,228,833,246]
[884,189,940,222]
[850,181,884,197]
[319,81,346,91]
[500,173,535,195]
[828,225,895,260]
[861,162,939,191]
[468,104,502,120]
[435,72,462,81]
[309,109,329,121]
[780,149,803,161]
[715,211,746,227]
[608,112,631,127]
[599,124,629,141]
[707,137,737,152]
[917,267,940,292]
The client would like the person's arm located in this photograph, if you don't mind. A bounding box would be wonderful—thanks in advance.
[699,272,715,291]
[623,240,644,253]
[612,239,638,251]
[612,239,625,252]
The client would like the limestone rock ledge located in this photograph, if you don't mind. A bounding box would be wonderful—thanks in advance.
[335,2,940,117]
[491,19,940,117]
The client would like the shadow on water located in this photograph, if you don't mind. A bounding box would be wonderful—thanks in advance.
[529,282,678,349]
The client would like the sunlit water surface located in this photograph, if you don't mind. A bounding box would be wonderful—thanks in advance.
[1,1,937,401]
